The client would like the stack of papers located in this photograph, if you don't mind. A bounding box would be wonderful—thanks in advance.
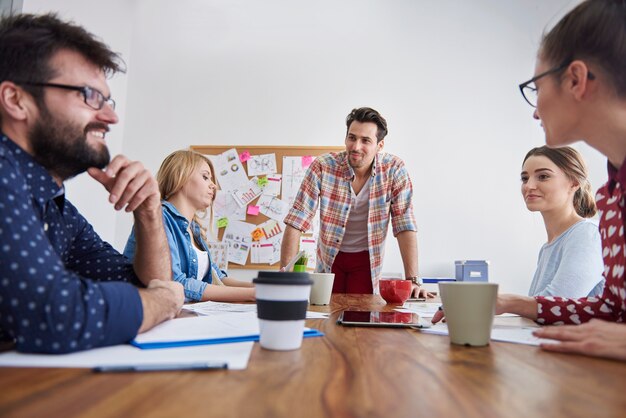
[132,311,323,349]
[183,300,330,319]
[419,323,557,346]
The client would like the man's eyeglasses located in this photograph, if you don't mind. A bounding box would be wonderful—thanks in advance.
[518,62,595,108]
[14,82,115,110]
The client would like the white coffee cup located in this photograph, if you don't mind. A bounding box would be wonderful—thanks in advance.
[308,273,335,305]
[438,282,498,346]
[253,271,313,351]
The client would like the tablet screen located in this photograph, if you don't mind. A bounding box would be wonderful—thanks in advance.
[338,310,430,328]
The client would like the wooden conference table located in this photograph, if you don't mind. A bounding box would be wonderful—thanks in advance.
[1,294,626,418]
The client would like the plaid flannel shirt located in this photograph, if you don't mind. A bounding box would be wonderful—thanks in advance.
[284,151,417,292]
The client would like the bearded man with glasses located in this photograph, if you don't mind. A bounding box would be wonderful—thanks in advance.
[0,13,184,354]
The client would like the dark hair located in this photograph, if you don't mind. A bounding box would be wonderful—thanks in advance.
[0,13,125,104]
[523,146,597,218]
[345,107,388,142]
[540,0,626,97]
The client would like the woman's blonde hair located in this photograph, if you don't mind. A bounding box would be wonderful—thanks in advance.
[523,146,597,218]
[157,150,216,242]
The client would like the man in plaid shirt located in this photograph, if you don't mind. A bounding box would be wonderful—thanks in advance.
[281,107,429,297]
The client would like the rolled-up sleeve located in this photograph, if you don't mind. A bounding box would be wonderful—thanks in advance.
[390,162,417,236]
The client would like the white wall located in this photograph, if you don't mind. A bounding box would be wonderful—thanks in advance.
[21,0,135,245]
[21,0,605,294]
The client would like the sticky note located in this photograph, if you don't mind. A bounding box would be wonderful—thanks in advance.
[247,205,260,216]
[257,176,269,187]
[217,217,229,228]
[302,155,314,168]
[239,151,251,162]
[251,228,265,241]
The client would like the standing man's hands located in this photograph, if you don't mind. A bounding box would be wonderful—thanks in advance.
[410,284,435,299]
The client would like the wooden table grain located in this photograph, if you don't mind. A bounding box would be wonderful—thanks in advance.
[1,294,626,418]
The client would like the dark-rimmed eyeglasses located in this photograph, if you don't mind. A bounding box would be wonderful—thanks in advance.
[518,62,595,108]
[14,81,115,110]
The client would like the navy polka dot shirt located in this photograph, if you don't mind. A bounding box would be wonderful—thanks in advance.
[0,134,143,353]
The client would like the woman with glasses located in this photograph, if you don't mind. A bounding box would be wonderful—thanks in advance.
[521,145,604,298]
[434,0,626,361]
[124,150,255,302]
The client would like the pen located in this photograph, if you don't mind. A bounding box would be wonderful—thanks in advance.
[93,362,228,373]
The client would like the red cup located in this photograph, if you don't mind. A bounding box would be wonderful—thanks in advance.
[379,279,412,304]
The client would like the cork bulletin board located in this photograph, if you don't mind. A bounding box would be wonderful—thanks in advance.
[190,145,344,270]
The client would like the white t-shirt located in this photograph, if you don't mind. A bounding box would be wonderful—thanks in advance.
[339,179,370,252]
[193,245,210,281]
[528,219,605,298]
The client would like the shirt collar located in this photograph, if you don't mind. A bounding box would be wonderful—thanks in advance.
[162,199,199,227]
[341,151,378,180]
[0,133,64,209]
[606,156,626,194]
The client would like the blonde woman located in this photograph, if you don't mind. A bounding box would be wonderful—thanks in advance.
[521,146,604,297]
[435,0,626,361]
[124,150,255,302]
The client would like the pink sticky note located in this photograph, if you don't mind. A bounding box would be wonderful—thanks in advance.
[302,155,314,168]
[240,151,251,162]
[247,205,260,216]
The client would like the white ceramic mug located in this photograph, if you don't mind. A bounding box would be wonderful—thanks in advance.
[308,273,335,305]
[438,282,499,346]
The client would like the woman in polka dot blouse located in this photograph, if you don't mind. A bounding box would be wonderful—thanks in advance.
[498,0,626,360]
[125,150,255,303]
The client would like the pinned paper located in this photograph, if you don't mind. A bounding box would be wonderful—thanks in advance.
[217,217,229,228]
[302,155,314,169]
[247,205,260,216]
[257,176,269,187]
[259,219,284,239]
[239,151,251,162]
[251,228,266,242]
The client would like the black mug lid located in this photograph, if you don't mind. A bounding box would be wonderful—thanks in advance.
[253,271,313,285]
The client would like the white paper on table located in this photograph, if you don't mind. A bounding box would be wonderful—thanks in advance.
[263,174,282,196]
[183,301,328,319]
[299,237,317,269]
[184,301,257,316]
[257,194,290,222]
[282,156,310,206]
[398,303,521,319]
[135,311,260,344]
[419,323,558,347]
[396,302,441,318]
[209,149,249,192]
[223,220,255,265]
[0,341,253,370]
[247,153,277,176]
[212,190,246,221]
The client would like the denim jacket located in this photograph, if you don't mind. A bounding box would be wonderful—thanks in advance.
[124,201,226,301]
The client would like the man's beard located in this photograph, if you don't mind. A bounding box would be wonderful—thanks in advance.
[29,105,110,181]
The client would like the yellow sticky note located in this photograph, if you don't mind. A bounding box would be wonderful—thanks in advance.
[217,217,229,228]
[257,176,269,187]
